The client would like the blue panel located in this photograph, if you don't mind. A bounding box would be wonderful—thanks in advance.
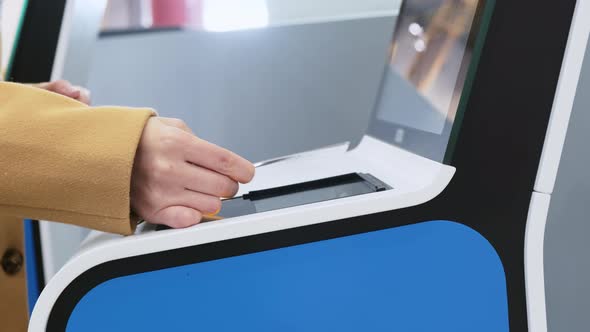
[24,219,41,315]
[67,221,508,331]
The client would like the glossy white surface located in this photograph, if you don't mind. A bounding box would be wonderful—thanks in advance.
[30,135,455,330]
[524,192,551,332]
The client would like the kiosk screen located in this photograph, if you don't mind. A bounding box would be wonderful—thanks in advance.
[370,0,493,162]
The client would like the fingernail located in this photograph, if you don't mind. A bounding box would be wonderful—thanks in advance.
[205,206,222,216]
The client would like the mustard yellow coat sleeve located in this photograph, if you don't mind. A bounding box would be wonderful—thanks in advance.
[0,82,155,235]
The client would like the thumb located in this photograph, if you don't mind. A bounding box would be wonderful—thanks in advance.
[149,206,203,229]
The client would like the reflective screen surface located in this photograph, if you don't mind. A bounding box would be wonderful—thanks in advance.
[370,0,494,163]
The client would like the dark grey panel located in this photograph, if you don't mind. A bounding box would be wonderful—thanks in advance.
[86,18,395,162]
[545,36,590,332]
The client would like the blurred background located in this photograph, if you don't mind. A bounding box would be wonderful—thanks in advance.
[3,0,476,163]
[89,0,402,163]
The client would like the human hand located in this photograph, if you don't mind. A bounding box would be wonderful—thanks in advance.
[131,117,255,228]
[35,79,91,105]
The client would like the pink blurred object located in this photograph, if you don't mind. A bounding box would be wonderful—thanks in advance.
[185,0,203,28]
[151,0,187,27]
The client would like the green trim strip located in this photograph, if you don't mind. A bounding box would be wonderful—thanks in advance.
[5,0,30,81]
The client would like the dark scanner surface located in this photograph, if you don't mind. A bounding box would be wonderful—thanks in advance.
[220,173,391,218]
[156,173,390,231]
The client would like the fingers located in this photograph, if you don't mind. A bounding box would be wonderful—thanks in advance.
[179,163,239,198]
[154,119,254,185]
[150,206,203,228]
[175,189,222,215]
[74,86,91,105]
[182,133,255,184]
[144,190,220,228]
[37,80,91,105]
[131,117,255,230]
[47,80,79,98]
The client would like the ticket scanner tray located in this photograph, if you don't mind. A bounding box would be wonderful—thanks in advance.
[157,171,391,231]
[154,138,449,231]
[59,135,456,257]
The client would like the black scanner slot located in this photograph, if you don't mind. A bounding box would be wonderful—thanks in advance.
[156,173,390,231]
[220,172,390,218]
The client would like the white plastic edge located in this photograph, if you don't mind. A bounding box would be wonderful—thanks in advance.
[49,0,75,81]
[50,0,107,82]
[535,0,590,194]
[38,221,59,284]
[524,192,551,332]
[29,165,454,331]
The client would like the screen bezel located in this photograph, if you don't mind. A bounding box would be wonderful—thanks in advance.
[367,0,493,164]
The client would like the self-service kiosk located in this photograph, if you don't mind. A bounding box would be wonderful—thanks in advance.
[7,0,590,331]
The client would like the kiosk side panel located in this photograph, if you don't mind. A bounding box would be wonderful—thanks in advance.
[544,36,590,332]
[60,221,508,332]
